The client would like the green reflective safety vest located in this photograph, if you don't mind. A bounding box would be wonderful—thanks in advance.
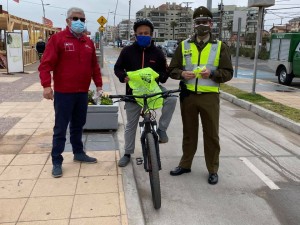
[127,67,163,109]
[181,40,222,93]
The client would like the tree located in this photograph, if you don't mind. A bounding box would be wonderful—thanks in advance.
[170,21,178,40]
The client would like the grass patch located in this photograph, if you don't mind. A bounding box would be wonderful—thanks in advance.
[220,84,300,123]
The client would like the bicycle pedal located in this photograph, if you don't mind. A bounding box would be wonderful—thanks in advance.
[136,157,143,165]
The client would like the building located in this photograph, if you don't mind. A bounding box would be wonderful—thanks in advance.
[117,19,134,41]
[288,17,300,32]
[105,25,114,42]
[269,24,291,33]
[135,2,193,42]
[211,5,258,41]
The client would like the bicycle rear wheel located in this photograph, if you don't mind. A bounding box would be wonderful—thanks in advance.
[146,133,161,209]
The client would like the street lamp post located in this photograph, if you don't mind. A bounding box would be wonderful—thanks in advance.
[113,0,119,47]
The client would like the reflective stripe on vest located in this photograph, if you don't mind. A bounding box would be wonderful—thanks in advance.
[182,40,221,93]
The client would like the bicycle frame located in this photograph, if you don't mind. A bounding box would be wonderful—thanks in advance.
[109,88,180,171]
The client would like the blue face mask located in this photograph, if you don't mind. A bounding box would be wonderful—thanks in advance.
[71,20,85,34]
[136,35,151,47]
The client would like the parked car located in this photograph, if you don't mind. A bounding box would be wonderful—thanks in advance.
[161,40,178,57]
[268,33,300,85]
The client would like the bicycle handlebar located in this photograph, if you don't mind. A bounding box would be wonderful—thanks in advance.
[109,89,181,100]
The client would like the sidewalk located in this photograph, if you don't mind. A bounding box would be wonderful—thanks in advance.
[0,63,128,224]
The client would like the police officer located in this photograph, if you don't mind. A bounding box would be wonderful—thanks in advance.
[168,6,233,184]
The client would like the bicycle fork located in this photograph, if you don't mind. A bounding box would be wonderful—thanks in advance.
[136,120,162,171]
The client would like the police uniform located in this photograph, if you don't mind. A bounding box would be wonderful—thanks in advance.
[168,6,233,183]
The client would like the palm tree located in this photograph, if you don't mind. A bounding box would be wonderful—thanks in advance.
[170,21,178,40]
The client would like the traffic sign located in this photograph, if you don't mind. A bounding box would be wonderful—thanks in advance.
[99,26,105,32]
[97,16,107,26]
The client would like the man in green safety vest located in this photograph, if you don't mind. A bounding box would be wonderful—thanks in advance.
[168,6,233,185]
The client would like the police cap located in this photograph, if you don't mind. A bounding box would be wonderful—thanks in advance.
[193,6,213,20]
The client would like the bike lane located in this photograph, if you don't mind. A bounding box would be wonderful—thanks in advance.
[105,46,300,225]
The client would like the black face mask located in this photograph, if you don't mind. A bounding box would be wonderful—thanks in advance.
[195,24,211,37]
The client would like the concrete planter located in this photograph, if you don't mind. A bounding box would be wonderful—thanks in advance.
[84,102,119,130]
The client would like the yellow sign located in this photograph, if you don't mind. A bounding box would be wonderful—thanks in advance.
[99,26,105,32]
[97,16,107,26]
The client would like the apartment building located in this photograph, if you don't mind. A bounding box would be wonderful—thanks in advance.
[211,5,258,40]
[117,19,135,40]
[135,2,193,42]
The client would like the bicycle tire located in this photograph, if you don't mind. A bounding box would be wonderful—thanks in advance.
[146,132,161,209]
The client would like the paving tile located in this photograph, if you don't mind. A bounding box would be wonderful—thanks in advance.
[0,135,30,145]
[0,145,24,154]
[121,214,128,225]
[46,152,74,165]
[0,165,44,180]
[13,122,41,129]
[0,198,27,223]
[2,112,28,118]
[19,196,73,222]
[38,123,54,129]
[40,164,80,179]
[87,151,116,162]
[32,129,53,137]
[119,191,127,216]
[118,175,123,193]
[18,117,45,123]
[79,162,117,177]
[0,154,15,166]
[5,129,36,136]
[0,166,5,174]
[71,193,119,218]
[10,153,49,166]
[17,219,69,225]
[31,177,77,197]
[0,179,36,198]
[26,135,52,144]
[19,143,52,154]
[76,176,118,194]
[69,216,121,225]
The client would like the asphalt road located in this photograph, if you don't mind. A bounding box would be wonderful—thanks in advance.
[104,46,300,225]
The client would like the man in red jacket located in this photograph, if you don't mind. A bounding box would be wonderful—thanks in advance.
[39,7,103,178]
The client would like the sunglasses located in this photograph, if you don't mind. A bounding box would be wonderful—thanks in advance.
[70,17,86,22]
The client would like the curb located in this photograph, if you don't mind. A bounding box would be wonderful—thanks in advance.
[220,91,300,135]
[103,63,146,225]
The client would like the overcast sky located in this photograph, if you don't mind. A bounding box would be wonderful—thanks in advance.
[3,0,300,33]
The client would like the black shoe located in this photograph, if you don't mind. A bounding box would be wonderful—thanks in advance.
[208,173,218,185]
[52,164,62,178]
[74,153,97,163]
[170,166,191,176]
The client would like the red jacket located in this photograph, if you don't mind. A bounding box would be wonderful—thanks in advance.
[39,26,102,93]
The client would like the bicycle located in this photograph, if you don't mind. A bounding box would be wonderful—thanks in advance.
[109,88,180,209]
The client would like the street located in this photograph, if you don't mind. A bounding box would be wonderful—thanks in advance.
[105,46,300,225]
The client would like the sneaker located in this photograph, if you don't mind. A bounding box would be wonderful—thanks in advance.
[73,153,97,163]
[118,155,131,167]
[157,129,168,143]
[52,164,62,178]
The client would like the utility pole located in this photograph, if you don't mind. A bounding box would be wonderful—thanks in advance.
[218,0,224,40]
[128,0,131,41]
[207,0,212,11]
[182,2,193,39]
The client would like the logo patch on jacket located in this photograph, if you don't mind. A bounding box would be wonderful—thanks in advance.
[85,44,92,49]
[149,60,156,63]
[64,42,75,51]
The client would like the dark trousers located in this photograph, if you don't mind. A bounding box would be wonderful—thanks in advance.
[52,92,88,165]
[179,93,220,173]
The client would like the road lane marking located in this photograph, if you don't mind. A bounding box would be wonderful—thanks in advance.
[240,157,280,190]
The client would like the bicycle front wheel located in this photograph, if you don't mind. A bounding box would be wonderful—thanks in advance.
[146,133,161,209]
